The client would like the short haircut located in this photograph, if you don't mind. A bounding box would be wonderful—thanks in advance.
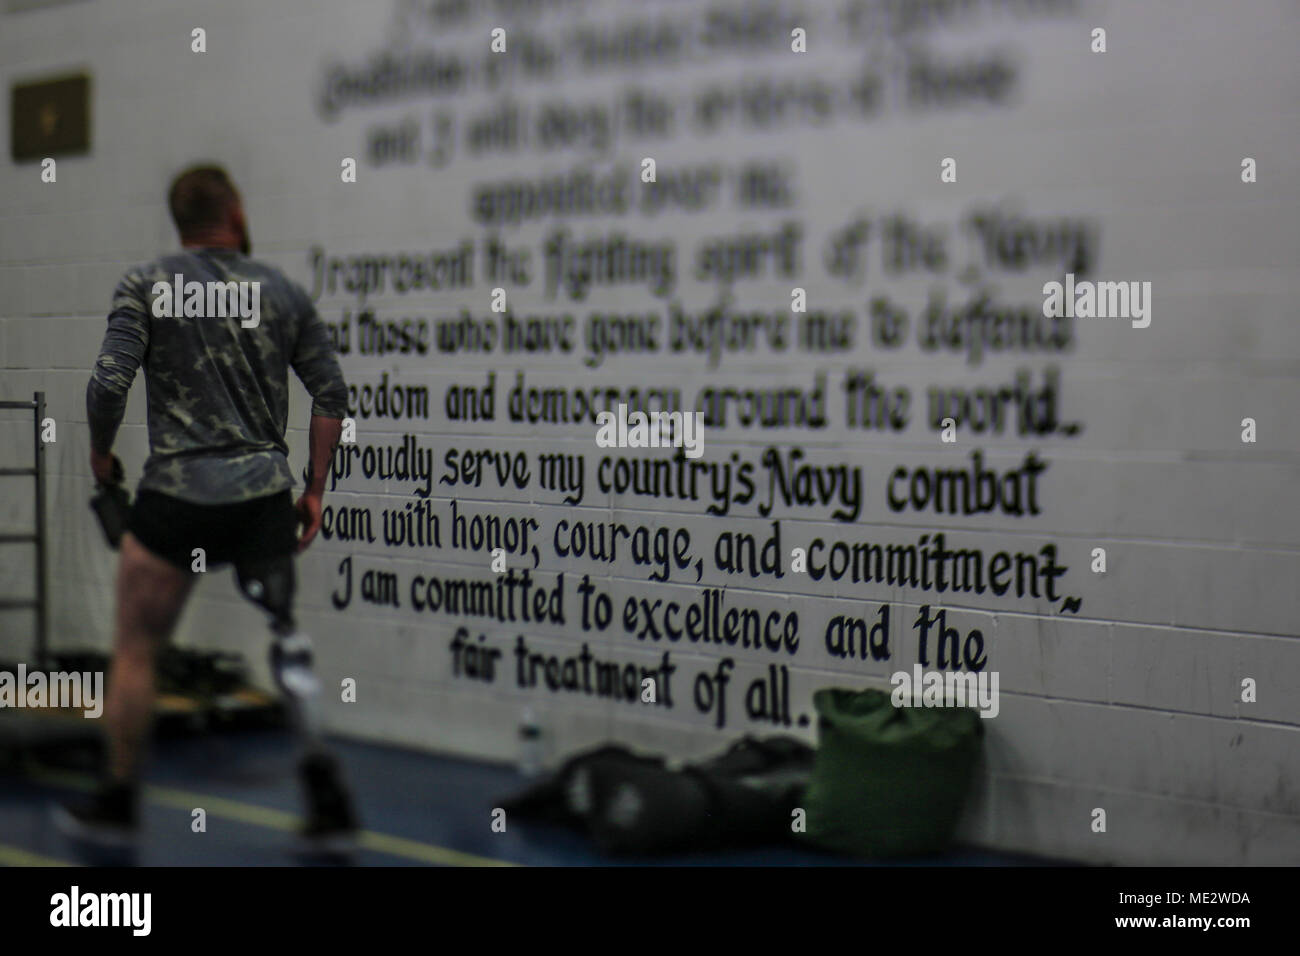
[168,165,239,236]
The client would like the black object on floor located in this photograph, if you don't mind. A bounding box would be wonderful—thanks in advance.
[51,780,139,848]
[500,736,815,855]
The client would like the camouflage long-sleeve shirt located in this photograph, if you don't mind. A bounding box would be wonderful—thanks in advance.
[87,247,348,504]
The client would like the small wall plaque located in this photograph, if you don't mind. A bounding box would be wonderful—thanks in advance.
[11,72,91,161]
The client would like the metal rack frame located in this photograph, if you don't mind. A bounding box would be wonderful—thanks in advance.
[0,391,48,669]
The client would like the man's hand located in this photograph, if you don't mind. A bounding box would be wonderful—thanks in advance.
[90,449,117,485]
[295,492,323,553]
[297,415,340,552]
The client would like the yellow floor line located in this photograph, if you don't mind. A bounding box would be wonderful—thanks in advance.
[24,766,516,867]
[0,843,78,867]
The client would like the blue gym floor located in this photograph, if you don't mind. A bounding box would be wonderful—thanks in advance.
[0,730,1068,866]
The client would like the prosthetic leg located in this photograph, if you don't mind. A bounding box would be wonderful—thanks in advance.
[235,554,359,847]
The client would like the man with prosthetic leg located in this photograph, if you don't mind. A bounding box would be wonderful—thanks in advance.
[55,165,359,853]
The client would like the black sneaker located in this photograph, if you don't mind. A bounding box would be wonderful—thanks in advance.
[52,782,139,848]
[297,753,359,854]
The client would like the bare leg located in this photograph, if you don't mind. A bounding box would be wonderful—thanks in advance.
[104,532,194,783]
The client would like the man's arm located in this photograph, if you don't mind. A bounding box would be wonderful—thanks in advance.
[304,414,341,498]
[289,288,349,552]
[87,273,150,483]
[296,414,342,552]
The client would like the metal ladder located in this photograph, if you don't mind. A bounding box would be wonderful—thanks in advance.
[0,391,48,669]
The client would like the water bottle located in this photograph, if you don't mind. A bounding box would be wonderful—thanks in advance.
[518,707,543,778]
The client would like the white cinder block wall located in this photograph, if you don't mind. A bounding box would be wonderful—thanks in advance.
[2,0,1297,864]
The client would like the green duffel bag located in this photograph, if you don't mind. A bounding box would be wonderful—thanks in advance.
[802,686,984,858]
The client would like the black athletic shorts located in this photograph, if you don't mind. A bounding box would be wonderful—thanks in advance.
[128,489,297,572]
